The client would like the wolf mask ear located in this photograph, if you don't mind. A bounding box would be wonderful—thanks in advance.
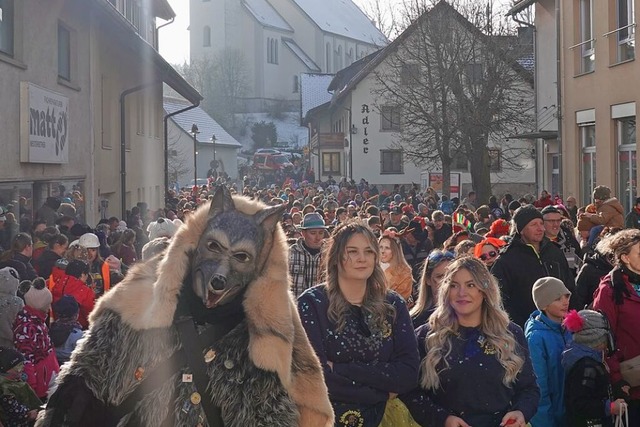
[209,186,235,216]
[254,204,286,233]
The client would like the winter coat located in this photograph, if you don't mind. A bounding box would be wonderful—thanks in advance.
[625,207,640,229]
[562,343,614,427]
[525,310,572,427]
[50,273,95,330]
[384,263,413,302]
[577,198,625,232]
[36,195,333,427]
[33,249,61,280]
[491,236,576,327]
[574,251,613,309]
[592,268,640,401]
[13,305,60,398]
[0,271,24,349]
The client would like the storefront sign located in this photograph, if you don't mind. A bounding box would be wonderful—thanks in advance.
[20,82,69,164]
[361,104,370,154]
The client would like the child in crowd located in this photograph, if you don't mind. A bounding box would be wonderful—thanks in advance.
[0,347,41,427]
[525,277,572,427]
[13,278,59,400]
[49,295,84,365]
[562,309,627,427]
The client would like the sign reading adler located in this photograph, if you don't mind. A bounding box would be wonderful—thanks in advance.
[20,82,69,164]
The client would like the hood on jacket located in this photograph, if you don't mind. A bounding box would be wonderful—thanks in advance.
[584,250,613,272]
[602,197,625,215]
[561,342,602,372]
[525,310,564,336]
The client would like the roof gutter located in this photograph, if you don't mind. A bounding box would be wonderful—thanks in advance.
[164,101,201,192]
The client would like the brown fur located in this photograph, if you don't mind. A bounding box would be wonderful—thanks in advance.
[90,196,334,426]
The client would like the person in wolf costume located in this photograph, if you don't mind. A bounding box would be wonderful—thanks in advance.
[36,187,334,427]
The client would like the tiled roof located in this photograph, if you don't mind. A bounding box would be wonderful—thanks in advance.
[242,0,293,32]
[300,73,334,121]
[291,0,387,45]
[164,98,242,148]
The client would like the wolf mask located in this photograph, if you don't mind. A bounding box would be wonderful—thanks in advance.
[192,186,283,310]
[35,188,334,427]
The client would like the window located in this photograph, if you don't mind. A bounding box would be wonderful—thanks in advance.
[616,0,635,62]
[267,38,278,64]
[293,75,299,93]
[401,63,421,85]
[381,150,403,174]
[580,123,596,204]
[203,26,211,47]
[326,42,331,72]
[381,106,401,131]
[451,151,469,171]
[617,117,636,211]
[347,47,353,65]
[58,23,71,81]
[322,152,340,175]
[136,93,145,135]
[465,63,483,85]
[0,0,14,56]
[336,45,343,70]
[488,148,501,172]
[579,0,595,73]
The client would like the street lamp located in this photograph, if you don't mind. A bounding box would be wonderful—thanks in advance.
[210,134,217,179]
[191,124,200,185]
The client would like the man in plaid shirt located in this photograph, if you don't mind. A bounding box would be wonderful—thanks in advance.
[289,213,326,296]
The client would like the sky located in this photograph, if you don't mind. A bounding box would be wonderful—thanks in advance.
[159,0,515,65]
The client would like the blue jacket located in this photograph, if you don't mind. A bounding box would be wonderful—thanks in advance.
[524,310,572,427]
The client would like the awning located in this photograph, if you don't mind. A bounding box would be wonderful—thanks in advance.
[509,130,558,140]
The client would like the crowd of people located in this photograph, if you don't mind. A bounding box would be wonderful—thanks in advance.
[1,176,640,427]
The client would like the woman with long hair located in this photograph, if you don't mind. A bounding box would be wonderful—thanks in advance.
[33,231,68,280]
[592,228,640,424]
[403,257,539,427]
[298,222,420,427]
[379,230,414,305]
[110,228,137,266]
[410,250,455,329]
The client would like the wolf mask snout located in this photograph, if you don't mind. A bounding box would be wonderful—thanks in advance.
[210,274,227,292]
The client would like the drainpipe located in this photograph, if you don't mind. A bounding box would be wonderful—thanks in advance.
[555,0,563,198]
[164,102,200,192]
[120,82,159,219]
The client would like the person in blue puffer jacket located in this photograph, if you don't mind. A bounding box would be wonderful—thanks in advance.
[525,277,573,427]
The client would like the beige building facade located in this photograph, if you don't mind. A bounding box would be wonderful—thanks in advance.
[0,0,200,226]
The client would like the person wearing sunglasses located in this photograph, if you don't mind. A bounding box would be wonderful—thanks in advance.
[410,250,455,329]
[474,237,505,268]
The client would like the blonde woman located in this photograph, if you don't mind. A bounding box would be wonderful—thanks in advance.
[410,250,455,329]
[298,222,420,427]
[402,257,539,427]
[379,230,414,305]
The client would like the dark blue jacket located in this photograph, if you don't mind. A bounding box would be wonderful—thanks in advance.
[525,310,572,427]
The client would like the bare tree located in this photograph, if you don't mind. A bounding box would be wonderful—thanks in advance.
[167,126,191,187]
[371,0,534,201]
[175,48,250,129]
[358,0,399,40]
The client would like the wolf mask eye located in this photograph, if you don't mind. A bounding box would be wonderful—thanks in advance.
[207,241,223,253]
[232,252,251,263]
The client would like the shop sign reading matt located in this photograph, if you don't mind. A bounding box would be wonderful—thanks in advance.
[20,82,69,164]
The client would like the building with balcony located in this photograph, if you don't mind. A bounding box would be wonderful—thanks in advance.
[0,0,201,225]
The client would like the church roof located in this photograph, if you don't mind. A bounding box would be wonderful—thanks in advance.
[242,0,293,32]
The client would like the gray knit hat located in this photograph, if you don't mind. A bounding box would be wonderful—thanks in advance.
[532,277,571,311]
[566,309,609,348]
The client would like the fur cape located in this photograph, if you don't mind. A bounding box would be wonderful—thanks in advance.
[36,196,333,427]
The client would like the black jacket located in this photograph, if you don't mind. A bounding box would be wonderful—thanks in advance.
[574,251,613,310]
[491,235,575,328]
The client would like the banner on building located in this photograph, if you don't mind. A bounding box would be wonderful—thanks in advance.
[20,82,69,164]
[423,172,461,199]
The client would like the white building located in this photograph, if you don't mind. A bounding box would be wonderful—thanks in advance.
[190,0,386,111]
[304,2,536,196]
[0,0,201,225]
[165,98,242,187]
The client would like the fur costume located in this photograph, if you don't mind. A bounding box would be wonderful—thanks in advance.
[36,190,333,427]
